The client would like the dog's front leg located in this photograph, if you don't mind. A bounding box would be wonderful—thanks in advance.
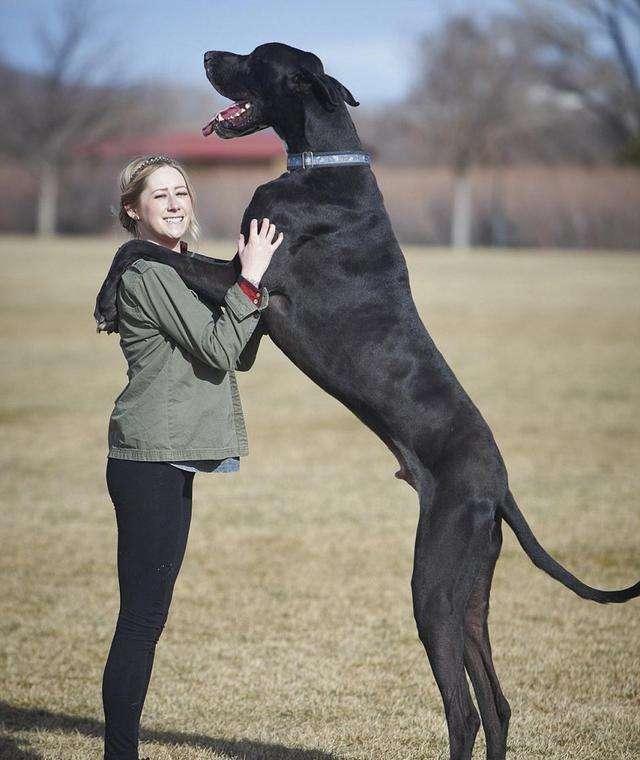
[94,241,240,333]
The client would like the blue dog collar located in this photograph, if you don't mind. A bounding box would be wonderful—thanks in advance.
[287,150,372,171]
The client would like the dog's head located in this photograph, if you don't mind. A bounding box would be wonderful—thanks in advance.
[202,43,359,141]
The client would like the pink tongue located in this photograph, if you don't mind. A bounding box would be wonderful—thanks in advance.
[219,102,243,119]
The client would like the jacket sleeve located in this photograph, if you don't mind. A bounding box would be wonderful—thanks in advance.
[234,322,266,371]
[129,263,269,371]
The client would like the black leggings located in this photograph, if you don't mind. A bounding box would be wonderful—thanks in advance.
[102,458,195,760]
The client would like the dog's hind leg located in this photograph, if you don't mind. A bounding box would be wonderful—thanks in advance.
[411,483,496,760]
[411,484,498,760]
[463,517,511,760]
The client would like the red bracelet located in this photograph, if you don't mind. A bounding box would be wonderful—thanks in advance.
[237,276,261,306]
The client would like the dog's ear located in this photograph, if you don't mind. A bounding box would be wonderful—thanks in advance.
[325,74,360,107]
[293,68,360,110]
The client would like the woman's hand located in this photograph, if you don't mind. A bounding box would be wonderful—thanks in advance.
[237,218,284,286]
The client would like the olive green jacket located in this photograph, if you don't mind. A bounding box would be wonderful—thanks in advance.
[107,258,268,461]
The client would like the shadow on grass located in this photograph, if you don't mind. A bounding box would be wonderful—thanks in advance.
[0,701,342,759]
[0,733,42,759]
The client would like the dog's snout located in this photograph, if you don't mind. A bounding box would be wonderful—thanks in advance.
[204,50,218,65]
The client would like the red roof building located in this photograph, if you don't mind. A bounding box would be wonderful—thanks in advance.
[84,129,285,167]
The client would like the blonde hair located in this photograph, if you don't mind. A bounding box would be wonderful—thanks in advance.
[118,155,201,242]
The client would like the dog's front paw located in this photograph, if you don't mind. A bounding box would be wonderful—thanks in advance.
[94,296,118,334]
[93,240,147,334]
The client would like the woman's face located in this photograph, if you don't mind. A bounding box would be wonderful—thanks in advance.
[130,165,193,247]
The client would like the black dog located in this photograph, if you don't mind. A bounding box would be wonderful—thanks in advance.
[95,43,640,760]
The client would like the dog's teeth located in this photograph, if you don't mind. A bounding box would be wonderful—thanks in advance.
[215,101,251,125]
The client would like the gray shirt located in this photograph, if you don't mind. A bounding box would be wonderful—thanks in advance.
[168,457,240,474]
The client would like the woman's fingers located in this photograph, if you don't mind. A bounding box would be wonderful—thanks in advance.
[237,233,245,254]
[259,218,271,238]
[239,223,284,283]
[245,218,283,256]
[266,222,277,243]
[250,219,281,242]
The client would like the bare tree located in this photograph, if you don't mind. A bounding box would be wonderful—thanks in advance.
[0,0,149,235]
[515,0,640,157]
[408,16,536,248]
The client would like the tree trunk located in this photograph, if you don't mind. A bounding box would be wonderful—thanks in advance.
[37,162,58,236]
[451,169,472,249]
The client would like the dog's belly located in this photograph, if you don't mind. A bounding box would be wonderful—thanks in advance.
[263,289,467,477]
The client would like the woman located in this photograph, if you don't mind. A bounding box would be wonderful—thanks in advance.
[102,154,283,760]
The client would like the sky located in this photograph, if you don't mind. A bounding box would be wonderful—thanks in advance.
[0,0,512,105]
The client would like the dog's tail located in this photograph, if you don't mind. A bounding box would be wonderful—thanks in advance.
[500,490,640,604]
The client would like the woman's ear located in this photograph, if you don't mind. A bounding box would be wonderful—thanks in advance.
[125,205,139,221]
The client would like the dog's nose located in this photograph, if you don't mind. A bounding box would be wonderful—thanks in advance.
[204,51,218,64]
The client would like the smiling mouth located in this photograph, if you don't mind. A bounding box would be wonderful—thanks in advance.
[202,100,255,137]
[164,216,185,225]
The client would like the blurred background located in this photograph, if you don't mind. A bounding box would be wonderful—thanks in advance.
[1,3,639,759]
[1,0,639,248]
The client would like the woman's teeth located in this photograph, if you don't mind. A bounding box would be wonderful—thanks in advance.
[165,217,184,225]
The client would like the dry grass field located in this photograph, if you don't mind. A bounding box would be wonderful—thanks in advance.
[1,236,639,760]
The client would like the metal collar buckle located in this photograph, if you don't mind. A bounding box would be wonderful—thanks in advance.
[301,150,314,169]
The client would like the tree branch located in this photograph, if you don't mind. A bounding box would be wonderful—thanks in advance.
[603,3,639,90]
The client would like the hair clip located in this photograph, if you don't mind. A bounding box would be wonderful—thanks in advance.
[131,155,173,180]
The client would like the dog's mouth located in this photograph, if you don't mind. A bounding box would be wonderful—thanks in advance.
[202,99,262,138]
